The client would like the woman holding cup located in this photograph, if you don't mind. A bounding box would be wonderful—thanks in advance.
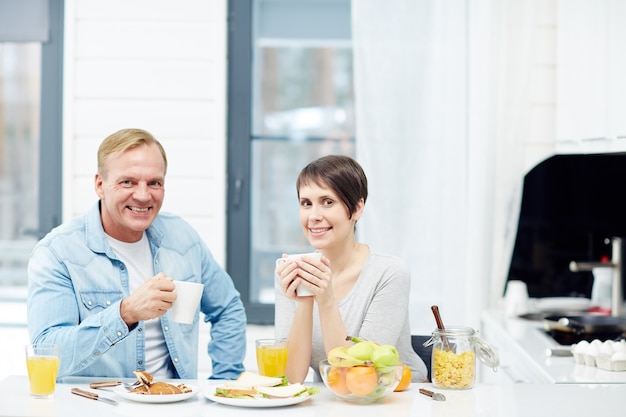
[274,155,427,383]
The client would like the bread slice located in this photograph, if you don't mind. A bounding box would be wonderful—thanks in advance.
[256,383,307,398]
[215,386,259,397]
[223,371,284,389]
[216,371,287,398]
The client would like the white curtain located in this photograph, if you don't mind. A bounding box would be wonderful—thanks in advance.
[352,0,556,333]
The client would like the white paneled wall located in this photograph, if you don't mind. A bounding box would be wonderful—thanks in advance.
[63,0,228,264]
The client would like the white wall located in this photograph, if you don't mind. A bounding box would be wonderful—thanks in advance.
[62,0,228,265]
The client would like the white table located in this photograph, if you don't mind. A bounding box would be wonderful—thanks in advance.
[0,375,623,416]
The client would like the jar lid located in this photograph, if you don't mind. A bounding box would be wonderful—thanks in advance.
[474,336,500,370]
[430,325,476,336]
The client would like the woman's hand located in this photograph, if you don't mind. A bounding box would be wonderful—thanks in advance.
[276,254,331,300]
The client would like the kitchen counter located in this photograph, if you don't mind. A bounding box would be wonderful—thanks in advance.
[480,309,626,384]
[0,375,623,417]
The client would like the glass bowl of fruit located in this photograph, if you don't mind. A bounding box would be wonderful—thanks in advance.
[319,360,402,404]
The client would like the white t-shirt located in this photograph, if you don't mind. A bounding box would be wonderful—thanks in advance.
[107,232,174,378]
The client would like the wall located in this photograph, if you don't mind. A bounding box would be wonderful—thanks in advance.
[62,0,228,265]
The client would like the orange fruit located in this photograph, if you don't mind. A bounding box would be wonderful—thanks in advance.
[394,363,412,392]
[327,366,350,395]
[346,365,378,396]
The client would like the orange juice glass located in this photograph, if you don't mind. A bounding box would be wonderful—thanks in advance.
[25,344,60,398]
[255,339,288,377]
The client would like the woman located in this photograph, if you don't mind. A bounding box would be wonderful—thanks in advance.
[274,155,427,383]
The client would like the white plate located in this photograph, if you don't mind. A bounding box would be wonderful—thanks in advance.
[532,297,591,312]
[115,385,199,403]
[204,387,312,408]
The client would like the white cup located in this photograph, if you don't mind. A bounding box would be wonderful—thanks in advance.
[170,281,204,324]
[276,252,322,297]
[591,267,612,309]
[504,280,529,317]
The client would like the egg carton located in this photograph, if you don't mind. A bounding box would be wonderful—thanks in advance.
[572,340,626,372]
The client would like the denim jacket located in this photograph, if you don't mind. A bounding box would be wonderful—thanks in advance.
[27,201,246,380]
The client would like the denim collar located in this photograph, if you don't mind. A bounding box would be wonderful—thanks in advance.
[84,200,164,257]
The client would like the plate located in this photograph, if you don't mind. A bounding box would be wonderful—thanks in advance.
[204,387,312,408]
[532,297,591,312]
[115,385,199,403]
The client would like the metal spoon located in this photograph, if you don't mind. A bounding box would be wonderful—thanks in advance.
[419,388,446,401]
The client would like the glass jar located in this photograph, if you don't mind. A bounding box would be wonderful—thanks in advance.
[425,326,499,390]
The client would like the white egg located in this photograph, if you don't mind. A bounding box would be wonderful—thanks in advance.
[586,344,600,357]
[574,340,589,354]
[590,339,603,346]
[611,351,626,361]
[598,342,614,356]
[612,341,626,353]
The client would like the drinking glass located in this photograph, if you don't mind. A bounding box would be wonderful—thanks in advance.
[25,344,60,399]
[255,339,288,377]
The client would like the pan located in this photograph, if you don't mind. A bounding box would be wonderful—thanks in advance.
[543,315,626,345]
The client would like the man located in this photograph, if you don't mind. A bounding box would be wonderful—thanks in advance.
[27,128,246,380]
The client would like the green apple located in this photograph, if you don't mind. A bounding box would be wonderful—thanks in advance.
[371,344,400,367]
[347,341,377,361]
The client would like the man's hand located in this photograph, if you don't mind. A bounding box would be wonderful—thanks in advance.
[120,272,177,326]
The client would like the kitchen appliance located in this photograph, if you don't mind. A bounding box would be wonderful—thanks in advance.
[569,237,623,316]
[543,315,626,345]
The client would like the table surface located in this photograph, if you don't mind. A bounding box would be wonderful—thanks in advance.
[1,375,624,417]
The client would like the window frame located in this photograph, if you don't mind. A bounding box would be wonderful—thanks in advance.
[226,0,353,324]
[38,0,64,237]
[227,0,272,322]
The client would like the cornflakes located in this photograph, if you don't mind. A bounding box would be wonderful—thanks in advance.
[432,347,475,389]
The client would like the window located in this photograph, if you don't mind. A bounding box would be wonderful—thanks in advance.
[0,0,63,290]
[227,0,354,323]
[0,43,41,285]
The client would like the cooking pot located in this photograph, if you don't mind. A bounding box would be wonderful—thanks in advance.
[543,315,626,345]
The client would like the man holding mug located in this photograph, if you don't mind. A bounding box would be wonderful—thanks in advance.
[27,128,246,380]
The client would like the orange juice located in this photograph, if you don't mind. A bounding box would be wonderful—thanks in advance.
[255,340,288,377]
[26,355,60,397]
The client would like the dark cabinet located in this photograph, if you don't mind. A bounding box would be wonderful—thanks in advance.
[507,153,626,300]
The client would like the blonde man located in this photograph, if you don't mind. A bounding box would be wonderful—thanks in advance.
[28,128,246,380]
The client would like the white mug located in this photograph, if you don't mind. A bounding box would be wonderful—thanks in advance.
[170,281,204,324]
[504,280,529,317]
[276,252,322,296]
